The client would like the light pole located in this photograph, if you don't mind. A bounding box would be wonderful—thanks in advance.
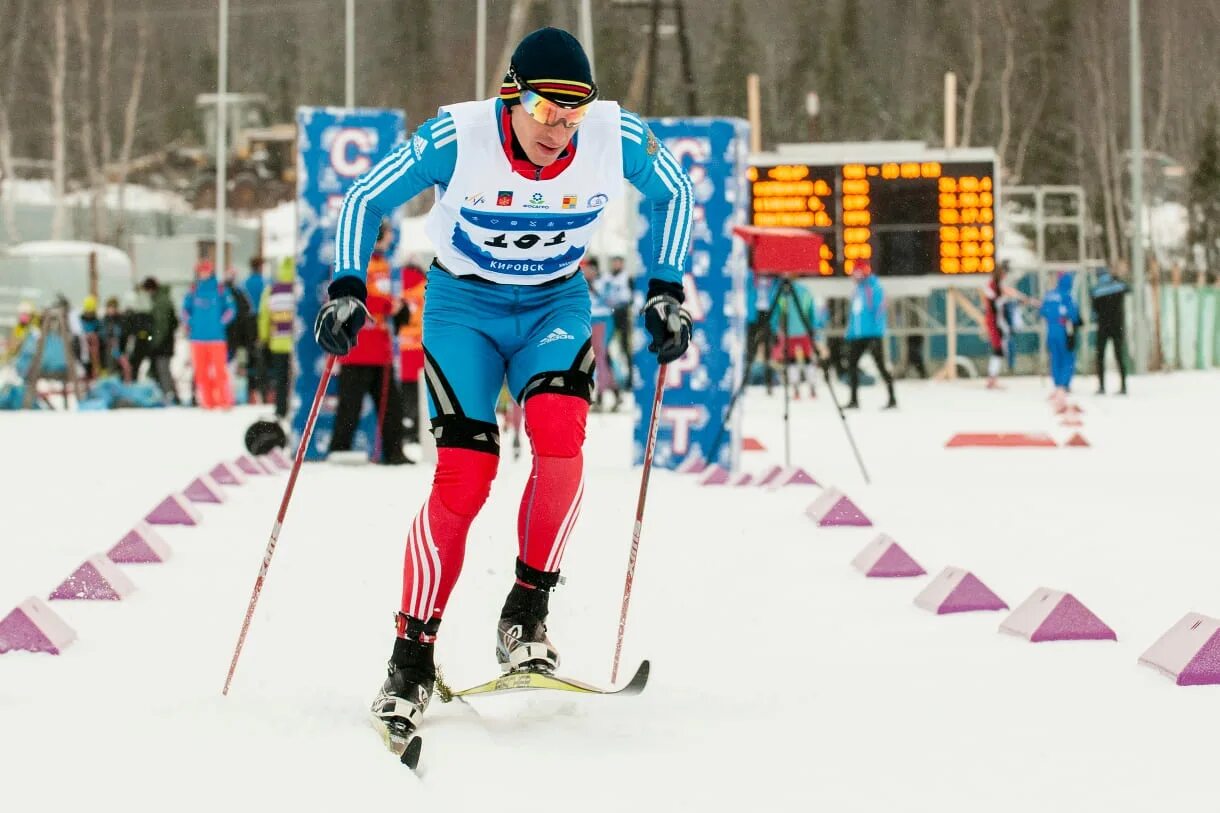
[476,0,486,99]
[579,0,596,76]
[214,0,228,272]
[345,0,355,107]
[1129,0,1147,373]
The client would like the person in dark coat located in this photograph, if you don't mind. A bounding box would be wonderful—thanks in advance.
[144,277,181,404]
[1091,267,1130,395]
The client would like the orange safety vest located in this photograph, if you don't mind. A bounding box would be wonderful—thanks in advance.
[398,265,426,381]
[343,252,394,367]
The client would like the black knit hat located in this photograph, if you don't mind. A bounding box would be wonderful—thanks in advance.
[500,27,596,107]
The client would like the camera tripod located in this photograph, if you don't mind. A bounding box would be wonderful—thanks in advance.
[708,274,871,484]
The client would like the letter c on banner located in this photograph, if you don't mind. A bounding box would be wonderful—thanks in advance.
[330,128,377,177]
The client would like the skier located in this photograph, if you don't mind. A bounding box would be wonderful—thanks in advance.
[605,256,635,389]
[313,28,693,740]
[585,258,621,411]
[1040,271,1080,397]
[983,260,1031,389]
[844,260,896,409]
[1091,266,1129,395]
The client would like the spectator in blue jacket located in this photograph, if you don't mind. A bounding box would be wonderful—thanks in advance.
[1040,271,1080,396]
[845,260,896,409]
[183,259,236,408]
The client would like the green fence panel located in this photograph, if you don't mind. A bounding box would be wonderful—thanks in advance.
[1198,289,1216,369]
[1213,289,1220,367]
[1178,287,1199,370]
[1160,287,1177,368]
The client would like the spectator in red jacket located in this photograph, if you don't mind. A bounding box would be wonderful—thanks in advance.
[329,221,409,463]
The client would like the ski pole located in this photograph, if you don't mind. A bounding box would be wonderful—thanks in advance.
[223,353,337,695]
[611,363,668,684]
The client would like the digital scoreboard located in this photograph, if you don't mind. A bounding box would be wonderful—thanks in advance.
[747,154,998,281]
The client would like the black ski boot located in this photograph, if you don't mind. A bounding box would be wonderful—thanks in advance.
[497,559,561,674]
[371,615,438,739]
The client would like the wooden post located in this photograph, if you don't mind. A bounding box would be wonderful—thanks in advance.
[944,72,957,151]
[88,250,99,299]
[939,72,959,380]
[747,73,762,153]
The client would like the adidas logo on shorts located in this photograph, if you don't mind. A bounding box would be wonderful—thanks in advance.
[538,327,575,346]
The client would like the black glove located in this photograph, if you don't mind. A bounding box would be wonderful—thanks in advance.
[642,280,692,364]
[314,276,370,355]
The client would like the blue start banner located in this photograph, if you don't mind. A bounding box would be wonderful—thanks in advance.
[633,118,751,470]
[293,107,406,460]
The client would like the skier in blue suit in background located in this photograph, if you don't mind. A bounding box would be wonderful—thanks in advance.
[1040,272,1080,396]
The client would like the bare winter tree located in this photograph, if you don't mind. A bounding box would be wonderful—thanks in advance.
[47,0,68,240]
[0,0,31,243]
[113,11,150,246]
[489,0,534,99]
[994,0,1016,173]
[1010,12,1051,183]
[959,1,985,148]
[71,0,108,241]
[1079,7,1123,266]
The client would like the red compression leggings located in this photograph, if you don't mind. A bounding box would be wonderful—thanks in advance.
[400,393,587,624]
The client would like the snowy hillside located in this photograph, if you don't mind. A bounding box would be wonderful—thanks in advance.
[2,373,1217,811]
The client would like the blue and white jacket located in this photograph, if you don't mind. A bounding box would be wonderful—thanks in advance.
[332,100,692,292]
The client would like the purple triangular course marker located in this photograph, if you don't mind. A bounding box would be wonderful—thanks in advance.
[730,472,754,486]
[1139,613,1220,686]
[184,474,227,504]
[675,455,706,474]
[699,465,731,486]
[145,493,202,526]
[915,567,1008,614]
[256,455,279,474]
[1000,588,1116,642]
[852,534,925,577]
[210,461,246,486]
[236,455,266,475]
[806,488,872,527]
[775,466,819,487]
[755,465,783,487]
[267,448,292,470]
[0,597,77,655]
[49,555,137,601]
[107,523,172,564]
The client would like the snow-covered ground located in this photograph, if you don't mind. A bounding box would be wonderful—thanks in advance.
[2,371,1217,812]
